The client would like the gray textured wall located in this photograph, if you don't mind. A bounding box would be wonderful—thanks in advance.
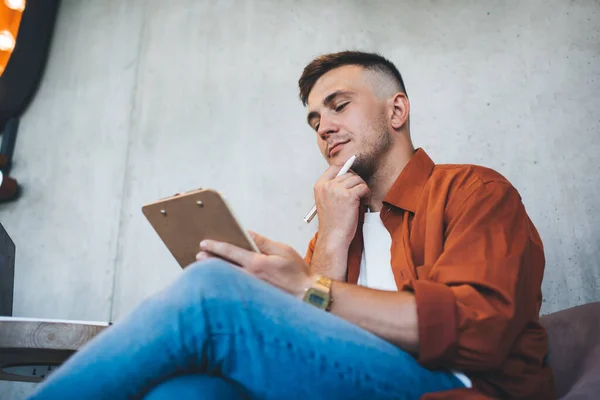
[1,0,599,398]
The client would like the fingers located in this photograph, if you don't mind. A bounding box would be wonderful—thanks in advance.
[315,171,368,202]
[317,164,344,184]
[248,231,294,258]
[350,182,371,200]
[200,240,256,267]
[199,231,291,271]
[195,251,213,261]
[334,172,354,183]
[337,174,365,189]
[248,231,283,256]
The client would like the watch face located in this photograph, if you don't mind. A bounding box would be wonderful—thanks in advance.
[305,288,330,309]
[308,292,326,307]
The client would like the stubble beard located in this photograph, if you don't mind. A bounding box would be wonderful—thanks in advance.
[351,124,393,186]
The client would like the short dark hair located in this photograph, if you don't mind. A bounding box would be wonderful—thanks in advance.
[298,51,407,106]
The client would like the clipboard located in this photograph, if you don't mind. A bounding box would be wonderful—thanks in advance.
[142,188,259,268]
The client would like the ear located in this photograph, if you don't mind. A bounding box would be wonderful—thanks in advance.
[389,92,410,130]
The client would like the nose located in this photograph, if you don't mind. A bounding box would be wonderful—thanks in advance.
[317,114,339,140]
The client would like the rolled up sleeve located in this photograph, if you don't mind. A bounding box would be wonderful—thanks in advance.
[406,182,538,371]
[304,233,318,264]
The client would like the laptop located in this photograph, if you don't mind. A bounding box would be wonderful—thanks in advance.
[0,223,15,317]
[0,222,15,317]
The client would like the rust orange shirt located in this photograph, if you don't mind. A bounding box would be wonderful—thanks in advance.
[304,149,554,399]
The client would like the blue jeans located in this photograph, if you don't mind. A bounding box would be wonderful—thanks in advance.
[30,260,464,399]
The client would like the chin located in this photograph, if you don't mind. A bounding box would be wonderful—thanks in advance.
[351,155,373,182]
[330,149,354,165]
[329,153,346,163]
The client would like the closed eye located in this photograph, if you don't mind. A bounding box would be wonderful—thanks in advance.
[335,102,349,112]
[312,102,349,131]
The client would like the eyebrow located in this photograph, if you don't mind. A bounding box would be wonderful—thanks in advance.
[306,90,354,128]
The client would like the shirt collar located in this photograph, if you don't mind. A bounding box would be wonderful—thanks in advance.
[383,148,435,213]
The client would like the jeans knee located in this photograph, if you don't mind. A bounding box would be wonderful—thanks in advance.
[175,259,251,301]
[144,375,248,400]
[185,258,242,281]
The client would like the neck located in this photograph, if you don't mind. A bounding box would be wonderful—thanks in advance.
[366,136,414,212]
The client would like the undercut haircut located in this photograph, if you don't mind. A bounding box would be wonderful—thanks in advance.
[298,51,407,106]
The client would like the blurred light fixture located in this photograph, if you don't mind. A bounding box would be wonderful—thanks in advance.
[0,0,25,76]
[4,0,25,12]
[0,30,15,51]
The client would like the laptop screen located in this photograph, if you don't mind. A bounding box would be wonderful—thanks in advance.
[0,222,15,316]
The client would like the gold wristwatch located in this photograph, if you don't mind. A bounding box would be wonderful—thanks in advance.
[303,275,333,311]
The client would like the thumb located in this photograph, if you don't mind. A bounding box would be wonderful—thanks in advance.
[248,231,283,256]
[317,163,344,184]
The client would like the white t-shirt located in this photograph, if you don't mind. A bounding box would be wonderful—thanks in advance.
[357,211,472,388]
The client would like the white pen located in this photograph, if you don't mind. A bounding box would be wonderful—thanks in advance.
[303,154,357,224]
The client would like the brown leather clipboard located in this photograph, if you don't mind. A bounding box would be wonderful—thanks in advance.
[142,188,258,268]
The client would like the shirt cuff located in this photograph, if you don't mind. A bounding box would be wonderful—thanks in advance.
[413,280,459,367]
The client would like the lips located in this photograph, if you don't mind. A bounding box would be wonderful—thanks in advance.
[329,141,349,157]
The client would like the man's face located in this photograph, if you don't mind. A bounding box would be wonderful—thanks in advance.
[306,65,392,182]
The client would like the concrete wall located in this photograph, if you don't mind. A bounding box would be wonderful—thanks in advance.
[1,0,599,398]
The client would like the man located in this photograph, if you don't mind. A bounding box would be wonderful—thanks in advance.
[30,51,553,400]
